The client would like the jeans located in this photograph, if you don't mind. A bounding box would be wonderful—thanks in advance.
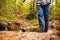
[37,4,50,31]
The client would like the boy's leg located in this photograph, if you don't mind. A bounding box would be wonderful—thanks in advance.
[37,5,45,31]
[43,4,50,32]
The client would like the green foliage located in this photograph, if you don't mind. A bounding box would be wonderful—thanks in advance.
[0,0,17,21]
[50,0,60,20]
[0,0,35,21]
[0,0,60,21]
[26,11,37,20]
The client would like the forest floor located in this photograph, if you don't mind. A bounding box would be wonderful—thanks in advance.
[0,29,60,40]
[0,18,60,40]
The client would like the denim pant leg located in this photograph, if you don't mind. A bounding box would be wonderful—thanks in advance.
[37,5,45,31]
[43,4,50,30]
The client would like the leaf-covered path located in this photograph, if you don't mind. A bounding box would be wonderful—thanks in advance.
[0,29,60,40]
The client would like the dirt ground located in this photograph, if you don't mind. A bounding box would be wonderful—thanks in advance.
[0,29,60,40]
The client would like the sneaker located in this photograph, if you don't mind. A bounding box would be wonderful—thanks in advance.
[44,28,48,32]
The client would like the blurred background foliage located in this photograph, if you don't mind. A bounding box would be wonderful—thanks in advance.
[50,0,60,20]
[0,0,60,31]
[0,0,60,21]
